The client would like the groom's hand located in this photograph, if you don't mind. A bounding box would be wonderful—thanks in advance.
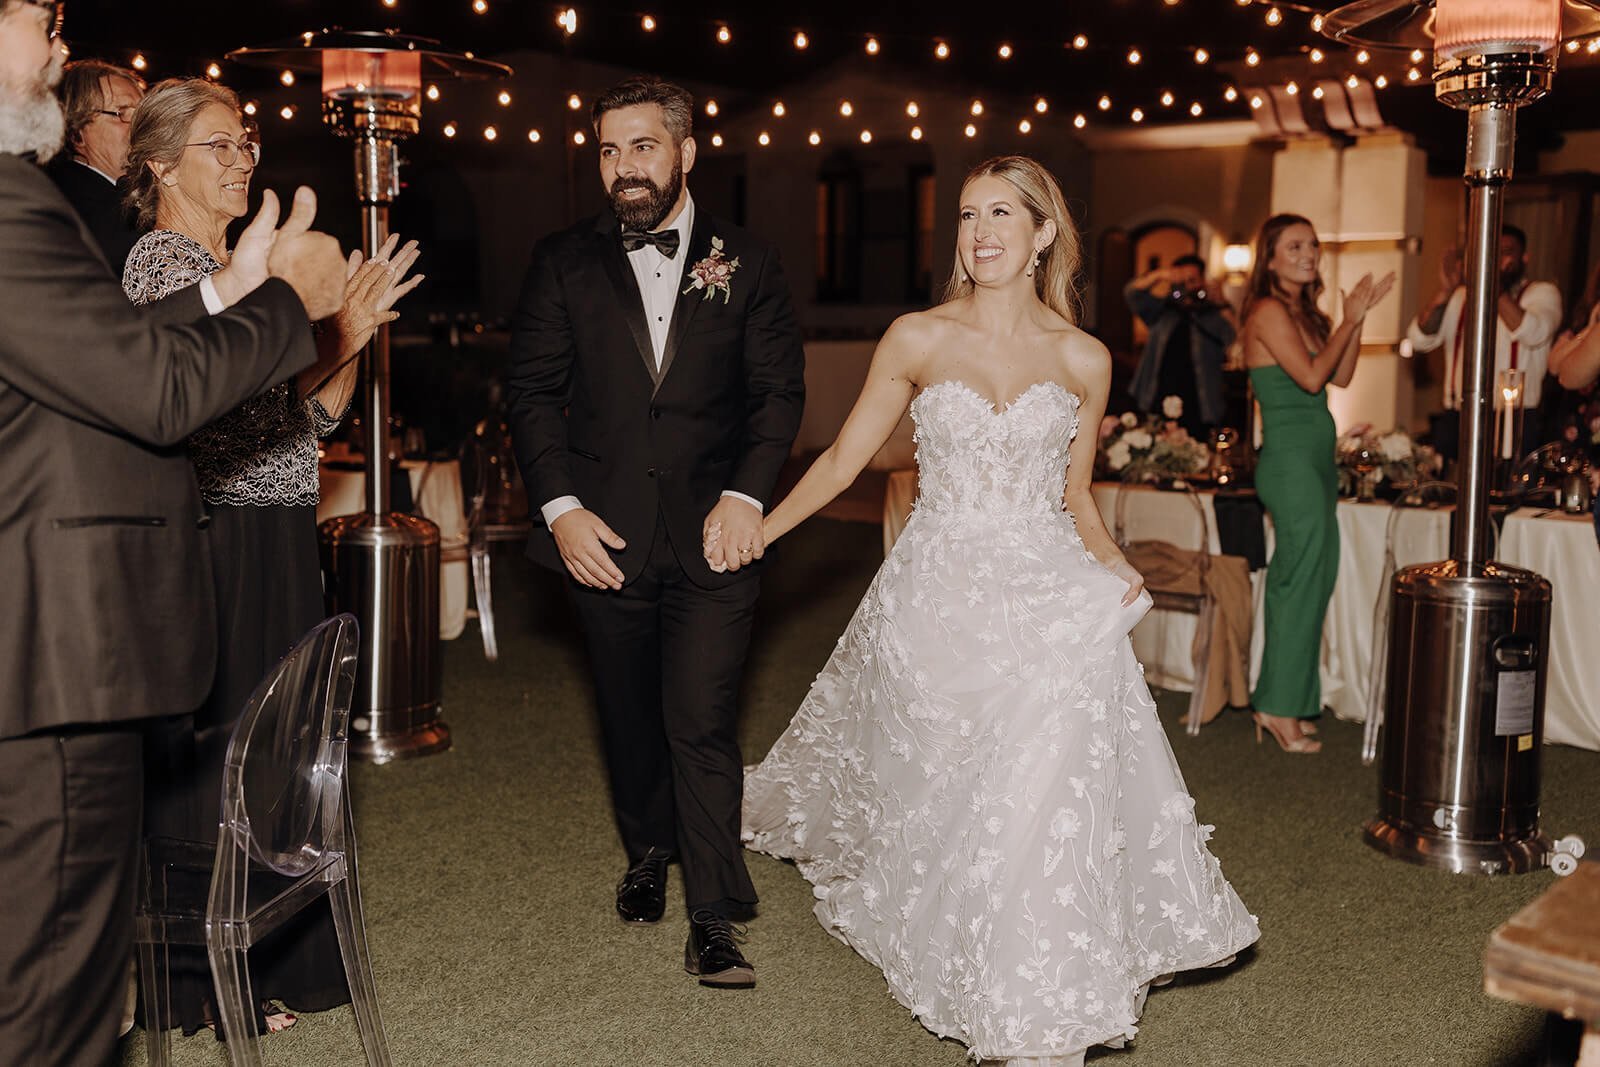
[550,509,626,590]
[703,497,764,573]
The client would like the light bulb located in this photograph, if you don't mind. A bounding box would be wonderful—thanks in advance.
[527,128,541,142]
[935,41,950,59]
[641,15,656,31]
[865,37,880,55]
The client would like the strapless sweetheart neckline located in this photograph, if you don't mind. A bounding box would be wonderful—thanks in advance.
[916,378,1080,417]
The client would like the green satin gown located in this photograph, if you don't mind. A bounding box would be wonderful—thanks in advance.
[1249,363,1339,719]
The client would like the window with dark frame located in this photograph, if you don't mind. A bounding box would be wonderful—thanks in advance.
[816,165,862,302]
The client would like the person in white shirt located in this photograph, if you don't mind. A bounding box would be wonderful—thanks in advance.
[1406,224,1563,462]
[48,58,144,272]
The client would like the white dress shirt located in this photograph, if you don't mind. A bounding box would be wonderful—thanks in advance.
[1406,281,1563,408]
[541,193,762,529]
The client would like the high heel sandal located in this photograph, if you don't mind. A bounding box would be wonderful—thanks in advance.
[1252,712,1321,754]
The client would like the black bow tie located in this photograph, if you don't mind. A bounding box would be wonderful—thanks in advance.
[621,228,680,259]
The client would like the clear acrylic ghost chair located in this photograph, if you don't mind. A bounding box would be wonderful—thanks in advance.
[135,613,391,1066]
[1362,481,1456,764]
[1113,483,1218,736]
[450,436,499,661]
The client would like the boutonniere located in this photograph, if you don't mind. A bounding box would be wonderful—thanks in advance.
[682,236,741,304]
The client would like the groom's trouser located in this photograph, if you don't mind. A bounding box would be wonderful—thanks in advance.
[0,726,144,1067]
[567,512,760,914]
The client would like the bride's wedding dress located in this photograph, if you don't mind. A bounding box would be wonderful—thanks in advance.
[743,379,1259,1065]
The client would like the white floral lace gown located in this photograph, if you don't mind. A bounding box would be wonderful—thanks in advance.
[742,380,1260,1065]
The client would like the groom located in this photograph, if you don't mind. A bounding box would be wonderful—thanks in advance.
[507,76,804,988]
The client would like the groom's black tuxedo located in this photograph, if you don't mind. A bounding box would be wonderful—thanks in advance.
[507,201,804,915]
[508,207,805,587]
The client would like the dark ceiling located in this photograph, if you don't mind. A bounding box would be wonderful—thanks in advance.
[59,0,1600,168]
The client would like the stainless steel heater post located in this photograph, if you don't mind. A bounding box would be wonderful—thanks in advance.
[228,32,511,763]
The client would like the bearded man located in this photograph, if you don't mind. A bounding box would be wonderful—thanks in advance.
[506,75,804,988]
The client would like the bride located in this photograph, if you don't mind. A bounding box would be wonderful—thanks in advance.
[737,157,1259,1066]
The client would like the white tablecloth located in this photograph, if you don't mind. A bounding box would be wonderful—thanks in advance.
[1500,510,1600,750]
[882,479,1600,750]
[317,459,469,641]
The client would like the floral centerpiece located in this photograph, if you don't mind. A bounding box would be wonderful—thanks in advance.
[1097,396,1211,484]
[1335,424,1442,499]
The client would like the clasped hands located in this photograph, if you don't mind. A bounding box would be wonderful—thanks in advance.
[549,495,764,590]
[702,496,764,574]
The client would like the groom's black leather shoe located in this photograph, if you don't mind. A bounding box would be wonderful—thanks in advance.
[684,909,756,989]
[615,848,670,924]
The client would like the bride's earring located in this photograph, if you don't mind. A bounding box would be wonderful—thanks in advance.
[1025,249,1040,278]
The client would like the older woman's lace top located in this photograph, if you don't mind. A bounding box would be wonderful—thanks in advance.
[123,229,339,507]
[743,379,1259,1065]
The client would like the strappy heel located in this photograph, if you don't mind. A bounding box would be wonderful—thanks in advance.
[1252,712,1321,754]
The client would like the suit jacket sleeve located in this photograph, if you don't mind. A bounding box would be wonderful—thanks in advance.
[0,164,317,447]
[729,245,806,507]
[506,236,579,509]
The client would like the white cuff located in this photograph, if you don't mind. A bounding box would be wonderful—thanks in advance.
[198,275,225,315]
[720,490,764,514]
[540,495,583,527]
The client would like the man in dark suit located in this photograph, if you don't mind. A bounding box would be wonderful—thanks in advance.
[507,76,804,989]
[0,3,349,1061]
[48,58,143,275]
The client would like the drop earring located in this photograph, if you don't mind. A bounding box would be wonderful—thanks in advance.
[1025,249,1040,277]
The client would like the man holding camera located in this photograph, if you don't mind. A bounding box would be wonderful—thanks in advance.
[1406,224,1563,463]
[1124,254,1236,438]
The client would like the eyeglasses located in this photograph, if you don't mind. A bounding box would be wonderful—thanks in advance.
[95,105,136,124]
[20,0,64,40]
[184,138,261,168]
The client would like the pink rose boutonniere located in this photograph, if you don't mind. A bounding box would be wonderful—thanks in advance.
[682,236,741,304]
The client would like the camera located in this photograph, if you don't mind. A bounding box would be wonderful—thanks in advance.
[1168,286,1210,309]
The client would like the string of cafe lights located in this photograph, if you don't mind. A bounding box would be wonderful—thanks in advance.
[104,0,1580,150]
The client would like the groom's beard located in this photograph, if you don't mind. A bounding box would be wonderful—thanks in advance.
[609,157,684,232]
[0,49,67,162]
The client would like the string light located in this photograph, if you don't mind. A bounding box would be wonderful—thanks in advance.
[997,43,1013,59]
[572,130,586,145]
[279,105,296,120]
[1356,49,1371,64]
[970,100,984,116]
[1249,94,1264,109]
[1127,48,1142,64]
[1311,85,1325,99]
[910,125,923,140]
[1034,97,1048,113]
[705,99,719,117]
[840,100,854,117]
[1160,90,1175,107]
[641,14,656,31]
[1409,49,1425,63]
[1224,85,1239,102]
[205,62,221,79]
[1017,118,1031,134]
[1265,7,1283,26]
[1097,94,1112,110]
[131,54,147,71]
[1374,74,1389,88]
[1588,38,1600,53]
[963,123,977,137]
[1309,48,1325,63]
[443,121,457,137]
[808,130,821,145]
[865,36,880,55]
[497,90,511,106]
[1311,13,1325,31]
[906,101,920,117]
[716,25,731,44]
[567,93,582,110]
[1566,39,1582,52]
[859,129,873,143]
[472,0,487,13]
[483,125,497,141]
[793,31,808,50]
[1072,34,1089,50]
[279,70,295,86]
[383,0,396,6]
[426,84,440,101]
[1407,66,1422,80]
[758,131,770,146]
[1131,108,1145,122]
[1346,74,1360,89]
[935,41,950,59]
[557,7,576,34]
[710,133,724,147]
[1073,114,1086,129]
[1284,80,1299,95]
[243,101,257,116]
[772,101,786,117]
[1189,101,1204,116]
[1245,49,1261,67]
[527,128,541,142]
[1194,48,1210,63]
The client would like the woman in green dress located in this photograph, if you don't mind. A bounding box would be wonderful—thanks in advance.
[1240,214,1393,753]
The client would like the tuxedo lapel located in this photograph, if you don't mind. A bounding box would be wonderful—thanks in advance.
[593,215,661,386]
[655,212,715,390]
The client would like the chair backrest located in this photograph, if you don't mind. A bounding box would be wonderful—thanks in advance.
[215,614,360,877]
[1113,483,1213,578]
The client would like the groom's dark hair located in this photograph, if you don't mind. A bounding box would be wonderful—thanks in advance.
[591,76,694,146]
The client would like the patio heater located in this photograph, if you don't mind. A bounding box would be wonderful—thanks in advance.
[1323,0,1596,875]
[228,31,511,762]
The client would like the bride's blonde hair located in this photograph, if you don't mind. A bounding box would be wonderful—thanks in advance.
[940,156,1082,325]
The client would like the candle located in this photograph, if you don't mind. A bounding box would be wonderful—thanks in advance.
[1500,388,1514,459]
